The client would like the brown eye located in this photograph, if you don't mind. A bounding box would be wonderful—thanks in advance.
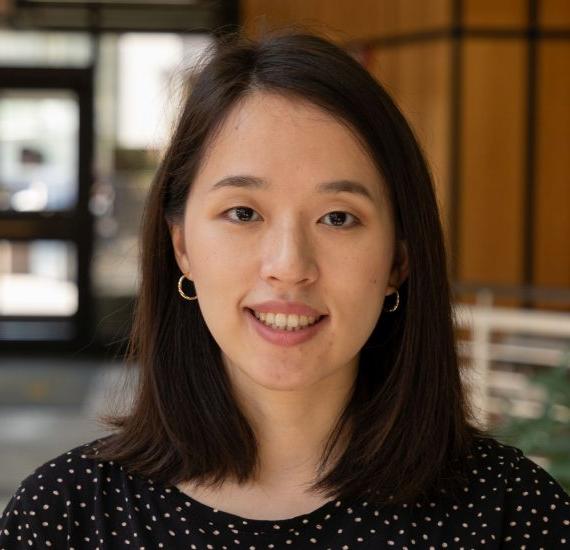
[224,206,260,223]
[321,211,360,228]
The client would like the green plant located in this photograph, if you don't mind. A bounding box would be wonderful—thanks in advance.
[494,349,570,492]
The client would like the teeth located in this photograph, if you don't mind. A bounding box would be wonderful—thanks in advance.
[252,310,320,331]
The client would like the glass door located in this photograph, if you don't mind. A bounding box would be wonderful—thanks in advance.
[0,67,94,351]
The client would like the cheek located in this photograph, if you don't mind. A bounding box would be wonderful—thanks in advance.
[183,227,244,328]
[185,220,248,280]
[333,249,390,329]
[320,253,387,338]
[334,243,391,292]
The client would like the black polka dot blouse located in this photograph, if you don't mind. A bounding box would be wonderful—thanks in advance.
[1,436,569,549]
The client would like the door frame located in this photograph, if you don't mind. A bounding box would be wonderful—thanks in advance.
[0,66,95,353]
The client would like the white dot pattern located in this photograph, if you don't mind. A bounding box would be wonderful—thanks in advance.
[0,437,568,549]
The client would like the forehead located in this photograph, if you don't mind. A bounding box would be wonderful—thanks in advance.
[193,91,386,204]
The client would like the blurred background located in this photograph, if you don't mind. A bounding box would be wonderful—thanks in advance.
[0,0,568,508]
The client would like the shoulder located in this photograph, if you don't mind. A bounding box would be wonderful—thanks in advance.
[9,436,109,499]
[445,435,536,497]
[466,436,570,545]
[467,435,569,492]
[465,435,569,498]
[0,437,113,548]
[469,434,528,461]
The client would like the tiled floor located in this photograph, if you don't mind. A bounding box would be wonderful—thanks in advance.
[0,359,134,511]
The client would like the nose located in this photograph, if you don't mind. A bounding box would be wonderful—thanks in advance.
[259,221,318,287]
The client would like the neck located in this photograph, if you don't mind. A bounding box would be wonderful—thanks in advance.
[229,361,358,491]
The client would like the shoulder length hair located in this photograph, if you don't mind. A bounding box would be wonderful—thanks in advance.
[88,28,488,508]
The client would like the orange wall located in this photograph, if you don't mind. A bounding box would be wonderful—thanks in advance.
[240,0,570,308]
[0,0,13,16]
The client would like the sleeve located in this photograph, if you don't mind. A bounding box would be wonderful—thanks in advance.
[500,447,570,547]
[0,471,70,549]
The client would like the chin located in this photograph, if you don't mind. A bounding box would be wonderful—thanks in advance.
[256,363,312,387]
[230,358,321,392]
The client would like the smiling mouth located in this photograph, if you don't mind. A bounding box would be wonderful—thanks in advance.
[245,308,327,331]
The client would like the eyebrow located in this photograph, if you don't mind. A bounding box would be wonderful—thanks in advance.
[209,175,376,203]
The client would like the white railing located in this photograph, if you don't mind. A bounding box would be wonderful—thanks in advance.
[453,300,570,426]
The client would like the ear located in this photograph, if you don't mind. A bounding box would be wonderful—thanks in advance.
[169,222,192,278]
[386,240,409,295]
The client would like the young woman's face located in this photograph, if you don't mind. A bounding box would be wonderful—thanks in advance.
[171,91,407,394]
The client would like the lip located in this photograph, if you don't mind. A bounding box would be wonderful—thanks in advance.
[244,307,329,347]
[246,300,326,317]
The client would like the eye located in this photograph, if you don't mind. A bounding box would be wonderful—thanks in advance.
[321,211,360,229]
[222,207,360,229]
[223,206,261,223]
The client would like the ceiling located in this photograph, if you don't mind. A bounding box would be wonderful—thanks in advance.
[4,0,238,33]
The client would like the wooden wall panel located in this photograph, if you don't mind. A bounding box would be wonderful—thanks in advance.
[373,0,451,36]
[534,41,570,304]
[0,0,13,16]
[369,41,452,240]
[459,40,527,292]
[240,0,570,306]
[540,0,570,28]
[463,0,527,27]
[240,0,451,42]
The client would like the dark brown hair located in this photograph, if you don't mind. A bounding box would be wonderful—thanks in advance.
[88,28,489,508]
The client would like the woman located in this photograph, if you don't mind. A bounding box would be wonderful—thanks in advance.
[1,30,568,549]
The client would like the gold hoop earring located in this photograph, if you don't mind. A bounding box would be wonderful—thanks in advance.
[384,289,399,313]
[178,274,198,301]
